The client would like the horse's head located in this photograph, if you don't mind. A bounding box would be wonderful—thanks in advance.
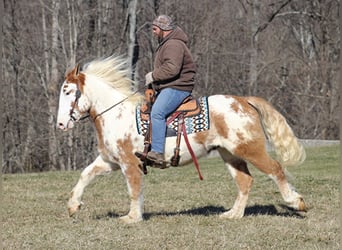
[57,64,90,131]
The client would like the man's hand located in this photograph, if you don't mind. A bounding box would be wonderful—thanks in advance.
[145,72,154,85]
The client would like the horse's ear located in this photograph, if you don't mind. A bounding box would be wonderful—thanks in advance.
[65,63,81,79]
[74,63,80,76]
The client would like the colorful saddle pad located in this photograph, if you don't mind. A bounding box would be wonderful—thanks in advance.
[136,96,210,137]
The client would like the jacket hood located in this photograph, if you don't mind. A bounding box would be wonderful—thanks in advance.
[160,26,189,45]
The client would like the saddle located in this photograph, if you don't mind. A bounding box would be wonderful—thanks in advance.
[139,89,201,121]
[136,87,203,179]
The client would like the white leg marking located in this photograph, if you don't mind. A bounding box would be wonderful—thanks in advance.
[68,155,112,217]
[269,174,306,211]
[220,164,250,219]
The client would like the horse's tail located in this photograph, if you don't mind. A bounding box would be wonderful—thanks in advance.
[247,96,306,167]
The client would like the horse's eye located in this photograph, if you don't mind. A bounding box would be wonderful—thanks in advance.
[66,91,70,96]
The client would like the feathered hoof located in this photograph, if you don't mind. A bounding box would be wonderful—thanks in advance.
[119,214,143,224]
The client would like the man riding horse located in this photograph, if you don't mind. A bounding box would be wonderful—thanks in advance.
[136,15,196,167]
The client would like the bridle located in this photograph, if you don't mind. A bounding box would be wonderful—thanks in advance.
[68,87,141,123]
[69,89,82,122]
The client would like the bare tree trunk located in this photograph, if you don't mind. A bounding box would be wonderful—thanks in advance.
[40,0,61,170]
[41,3,50,83]
[66,0,77,66]
[97,1,111,56]
[127,0,138,81]
[22,124,34,171]
[248,0,260,96]
[204,5,210,91]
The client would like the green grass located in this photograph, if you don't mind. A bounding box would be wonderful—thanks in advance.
[2,145,340,249]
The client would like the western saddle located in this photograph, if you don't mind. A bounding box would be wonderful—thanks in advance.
[136,87,201,173]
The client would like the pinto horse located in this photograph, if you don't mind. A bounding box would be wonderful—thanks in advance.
[57,55,306,223]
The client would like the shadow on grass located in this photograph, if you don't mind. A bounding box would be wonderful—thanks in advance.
[94,211,120,220]
[244,204,306,219]
[96,204,305,220]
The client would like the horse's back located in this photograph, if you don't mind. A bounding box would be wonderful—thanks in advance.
[207,94,262,133]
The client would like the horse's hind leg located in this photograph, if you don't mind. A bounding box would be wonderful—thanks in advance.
[238,144,306,211]
[217,148,253,219]
[68,155,113,217]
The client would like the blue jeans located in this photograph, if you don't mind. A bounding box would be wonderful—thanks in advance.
[151,88,191,153]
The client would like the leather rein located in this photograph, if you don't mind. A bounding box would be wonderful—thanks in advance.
[69,88,140,123]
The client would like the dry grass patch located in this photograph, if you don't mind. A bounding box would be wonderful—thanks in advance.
[2,145,339,249]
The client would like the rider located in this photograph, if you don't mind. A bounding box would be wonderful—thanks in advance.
[140,14,196,166]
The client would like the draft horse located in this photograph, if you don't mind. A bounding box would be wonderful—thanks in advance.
[57,55,306,223]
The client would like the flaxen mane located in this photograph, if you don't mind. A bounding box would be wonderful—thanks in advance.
[83,55,143,103]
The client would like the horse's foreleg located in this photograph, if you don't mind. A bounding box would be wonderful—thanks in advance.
[119,164,144,224]
[218,148,253,219]
[68,155,112,217]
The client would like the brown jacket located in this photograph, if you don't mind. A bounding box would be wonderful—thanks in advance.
[152,27,196,92]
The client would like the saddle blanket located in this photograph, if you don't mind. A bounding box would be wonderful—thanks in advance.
[136,96,210,137]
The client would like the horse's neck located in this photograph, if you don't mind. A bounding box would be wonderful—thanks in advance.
[86,81,138,137]
[86,77,130,114]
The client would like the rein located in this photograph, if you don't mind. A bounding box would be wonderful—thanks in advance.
[92,89,140,121]
[166,112,203,180]
[74,89,141,122]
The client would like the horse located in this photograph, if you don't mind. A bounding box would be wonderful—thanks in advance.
[57,55,307,224]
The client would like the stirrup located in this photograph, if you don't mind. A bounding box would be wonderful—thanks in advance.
[135,151,168,169]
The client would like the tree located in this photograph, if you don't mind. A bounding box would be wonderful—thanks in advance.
[2,0,339,173]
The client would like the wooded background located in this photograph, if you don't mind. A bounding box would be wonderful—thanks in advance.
[2,0,340,173]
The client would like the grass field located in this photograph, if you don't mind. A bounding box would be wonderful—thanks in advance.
[2,145,340,249]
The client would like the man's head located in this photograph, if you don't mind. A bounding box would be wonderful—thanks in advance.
[152,15,175,31]
[152,15,175,42]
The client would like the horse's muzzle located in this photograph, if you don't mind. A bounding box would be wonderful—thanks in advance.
[57,119,74,131]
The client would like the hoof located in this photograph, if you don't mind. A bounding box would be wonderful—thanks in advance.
[297,197,307,212]
[68,202,83,217]
[119,215,143,224]
[288,197,307,212]
[219,209,244,219]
